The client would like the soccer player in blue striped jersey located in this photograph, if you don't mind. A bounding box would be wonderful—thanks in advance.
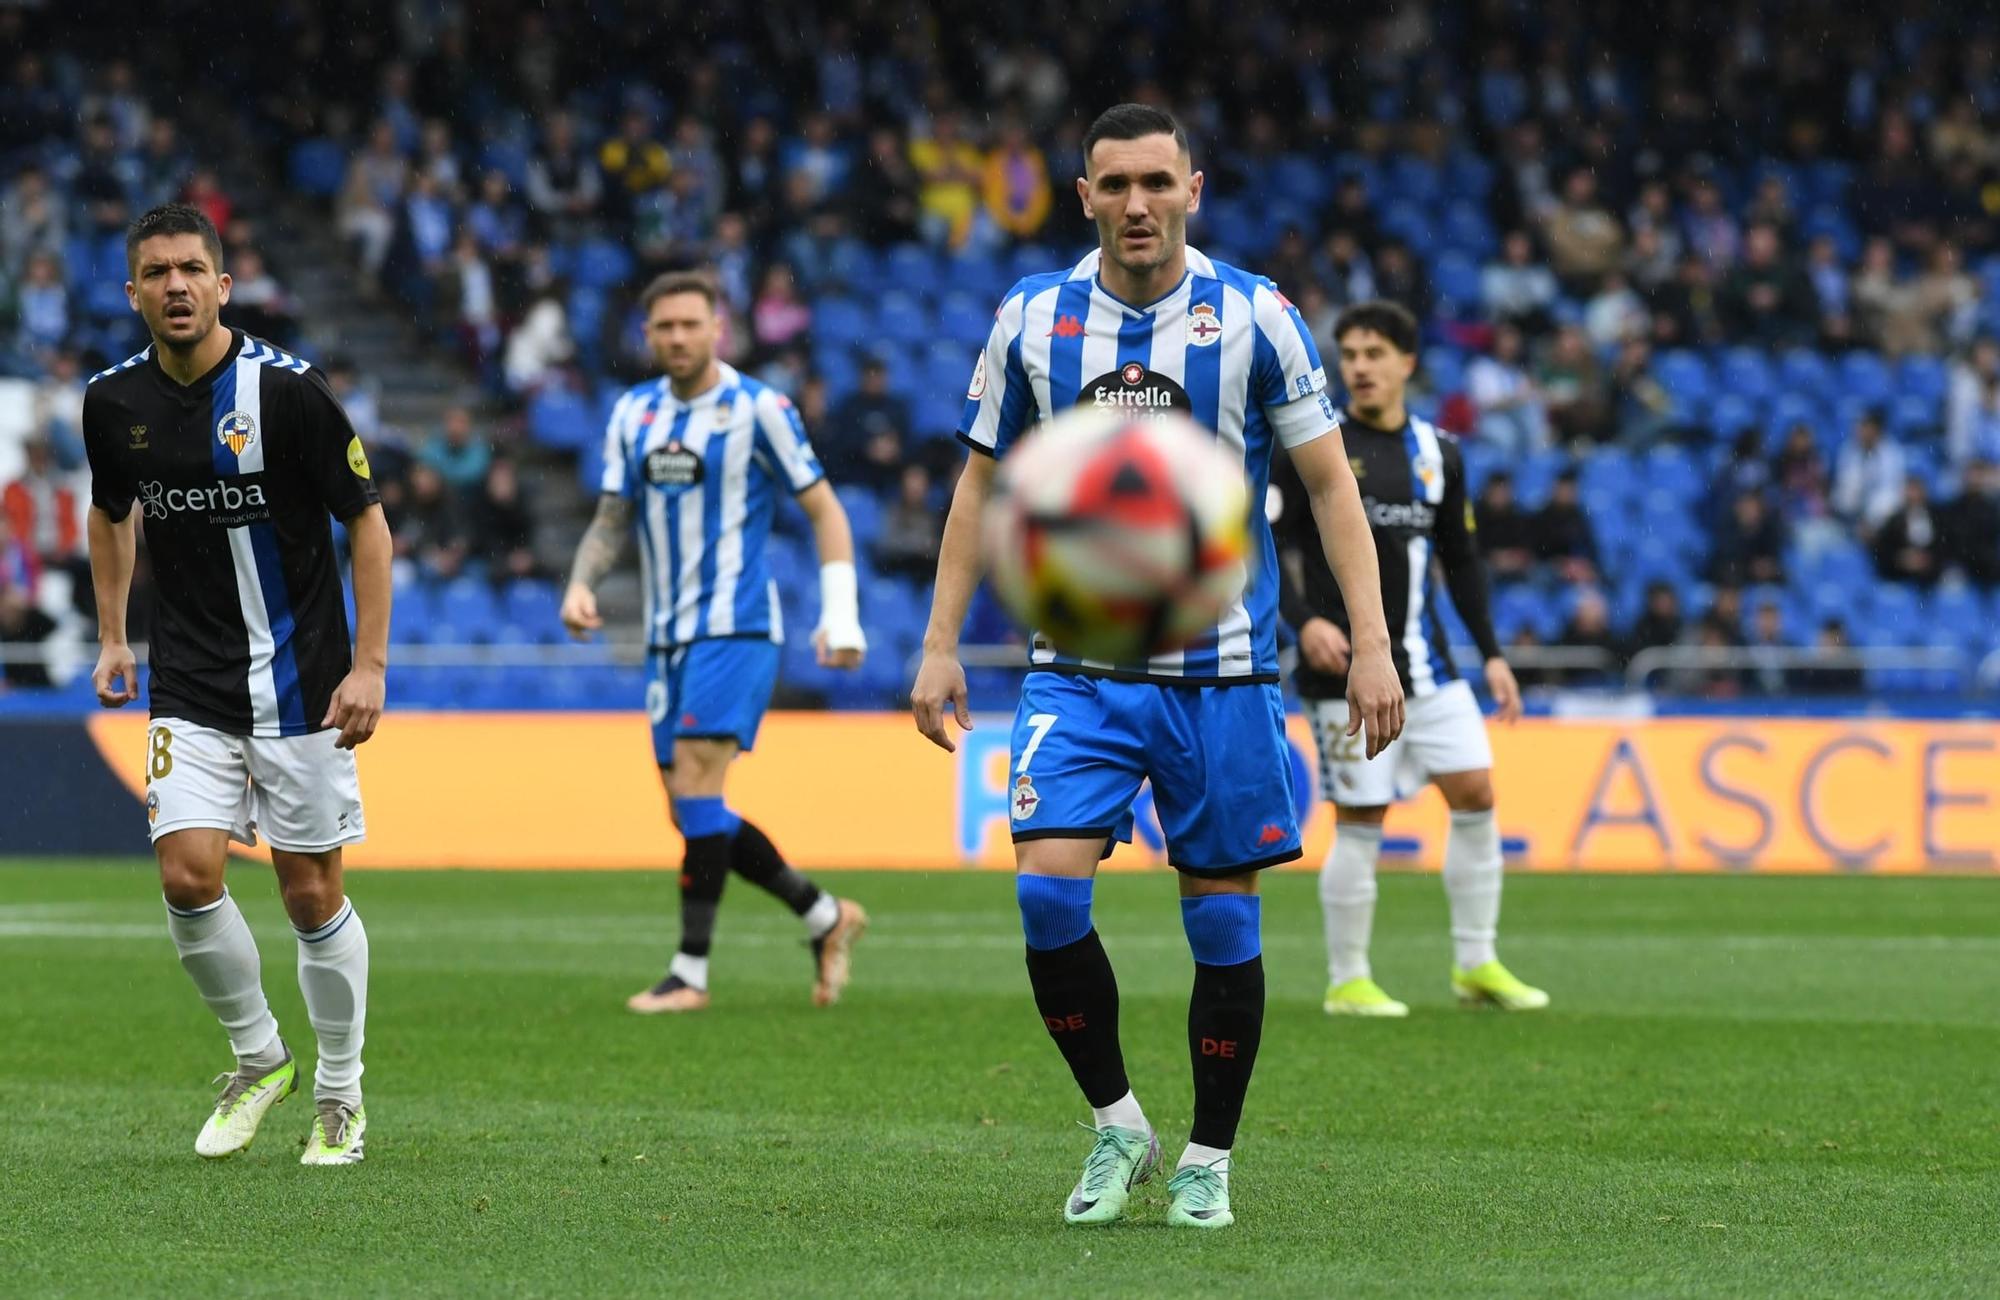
[912,105,1406,1229]
[562,271,869,1014]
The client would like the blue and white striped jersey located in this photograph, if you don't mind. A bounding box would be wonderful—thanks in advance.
[958,247,1337,685]
[600,362,824,648]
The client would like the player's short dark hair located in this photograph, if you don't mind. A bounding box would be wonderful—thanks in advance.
[1082,103,1189,172]
[641,270,718,313]
[125,203,224,274]
[1332,300,1421,356]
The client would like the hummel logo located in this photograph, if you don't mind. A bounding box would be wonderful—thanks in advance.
[1047,314,1085,339]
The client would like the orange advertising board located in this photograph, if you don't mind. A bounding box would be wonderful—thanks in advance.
[85,712,1999,872]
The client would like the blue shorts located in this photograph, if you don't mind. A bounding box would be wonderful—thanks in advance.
[1007,672,1302,874]
[647,639,780,765]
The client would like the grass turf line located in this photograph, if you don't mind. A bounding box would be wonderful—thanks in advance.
[2,862,1996,1297]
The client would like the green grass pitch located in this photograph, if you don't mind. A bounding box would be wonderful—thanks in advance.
[3,861,1997,1297]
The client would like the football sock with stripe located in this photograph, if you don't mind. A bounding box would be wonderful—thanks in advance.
[1019,875,1132,1110]
[674,797,735,987]
[1444,809,1502,970]
[295,897,368,1105]
[165,889,283,1070]
[728,814,838,938]
[1321,822,1384,984]
[1182,893,1265,1155]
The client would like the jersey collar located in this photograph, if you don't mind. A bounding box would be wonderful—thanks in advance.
[662,361,739,409]
[149,327,243,395]
[1090,266,1192,318]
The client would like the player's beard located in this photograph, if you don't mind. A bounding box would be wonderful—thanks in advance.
[1100,212,1183,281]
[149,298,219,354]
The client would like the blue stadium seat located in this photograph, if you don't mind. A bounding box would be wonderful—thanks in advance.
[1777,348,1835,396]
[1838,352,1893,407]
[1717,348,1777,406]
[1654,349,1713,412]
[1378,199,1435,255]
[1887,392,1940,440]
[289,138,348,198]
[1443,151,1495,200]
[1421,346,1467,395]
[1927,585,1987,651]
[527,387,597,451]
[572,239,634,290]
[502,579,561,635]
[1431,252,1483,316]
[1896,355,1948,407]
[812,297,871,349]
[1385,155,1443,205]
[940,251,1012,304]
[836,486,882,548]
[936,290,991,350]
[433,578,502,644]
[1268,155,1330,208]
[883,244,938,293]
[1008,244,1064,281]
[1707,393,1760,439]
[875,291,930,347]
[1440,199,1497,260]
[1802,205,1861,262]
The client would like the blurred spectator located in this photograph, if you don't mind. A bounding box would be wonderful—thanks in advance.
[34,351,87,469]
[782,206,862,296]
[421,406,492,493]
[1468,323,1549,456]
[1482,229,1559,336]
[447,233,500,364]
[1771,423,1836,550]
[1710,490,1786,587]
[825,358,909,491]
[323,356,387,456]
[1744,600,1791,697]
[68,116,134,232]
[1530,469,1598,582]
[729,116,783,232]
[1583,271,1648,348]
[874,464,943,582]
[525,112,603,236]
[1608,339,1677,449]
[987,42,1069,130]
[1859,242,1977,358]
[982,116,1052,242]
[852,126,922,245]
[1790,619,1866,696]
[1315,230,1376,310]
[751,264,811,351]
[1946,336,2000,469]
[222,247,299,342]
[1327,176,1380,251]
[415,119,464,199]
[10,252,70,357]
[1681,178,1740,269]
[669,117,725,223]
[1672,621,1746,699]
[183,167,233,233]
[466,171,530,266]
[1625,225,1677,295]
[471,458,538,582]
[338,120,407,285]
[394,463,470,583]
[598,107,670,226]
[404,171,456,278]
[1722,223,1815,346]
[1542,167,1623,290]
[1265,228,1316,300]
[1872,475,1943,587]
[1804,235,1854,348]
[1473,471,1537,580]
[0,512,34,599]
[503,293,573,395]
[1717,429,1773,518]
[1557,588,1620,684]
[1622,581,1685,664]
[909,111,986,250]
[1831,409,1906,538]
[1,167,65,276]
[785,113,851,204]
[0,582,56,690]
[1941,458,2000,589]
[1371,241,1432,322]
[1538,325,1610,444]
[635,168,713,266]
[1648,251,1725,348]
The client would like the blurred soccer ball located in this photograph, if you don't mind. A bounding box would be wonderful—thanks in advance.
[982,406,1253,663]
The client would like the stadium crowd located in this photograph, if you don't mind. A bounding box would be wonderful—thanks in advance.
[6,0,2000,702]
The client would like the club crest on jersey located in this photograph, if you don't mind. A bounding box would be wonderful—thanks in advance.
[1011,774,1040,822]
[215,410,256,457]
[1186,302,1222,346]
[644,441,705,490]
[1414,453,1442,495]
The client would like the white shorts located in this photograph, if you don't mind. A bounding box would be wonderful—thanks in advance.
[144,717,366,852]
[1306,678,1493,807]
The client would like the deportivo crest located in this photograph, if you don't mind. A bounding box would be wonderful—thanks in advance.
[216,410,256,457]
[1011,774,1040,822]
[1186,302,1222,346]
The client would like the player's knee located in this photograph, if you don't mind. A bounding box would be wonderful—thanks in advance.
[275,863,342,929]
[157,853,223,912]
[1444,777,1496,814]
[1179,891,1262,966]
[1335,804,1389,826]
[1016,873,1094,951]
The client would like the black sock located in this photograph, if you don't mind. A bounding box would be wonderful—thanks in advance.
[677,833,731,958]
[1187,955,1265,1149]
[1024,929,1130,1109]
[728,817,823,916]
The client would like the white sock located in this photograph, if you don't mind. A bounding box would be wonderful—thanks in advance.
[1444,809,1502,970]
[1320,823,1383,984]
[803,892,840,939]
[295,898,368,1105]
[1090,1089,1149,1134]
[165,890,282,1066]
[668,951,710,990]
[1178,1141,1231,1186]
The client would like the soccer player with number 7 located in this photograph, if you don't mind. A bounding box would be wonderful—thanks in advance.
[911,105,1404,1230]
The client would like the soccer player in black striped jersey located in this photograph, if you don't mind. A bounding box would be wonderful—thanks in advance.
[83,204,392,1163]
[1271,300,1548,1017]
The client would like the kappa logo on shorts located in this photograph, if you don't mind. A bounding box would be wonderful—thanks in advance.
[1257,823,1288,846]
[1011,774,1040,822]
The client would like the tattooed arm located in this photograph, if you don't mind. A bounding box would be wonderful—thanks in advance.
[559,493,632,638]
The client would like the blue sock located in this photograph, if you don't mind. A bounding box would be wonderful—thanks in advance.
[1179,894,1262,966]
[1017,875,1094,951]
[676,796,741,842]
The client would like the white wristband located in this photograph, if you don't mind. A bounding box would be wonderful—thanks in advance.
[816,560,866,649]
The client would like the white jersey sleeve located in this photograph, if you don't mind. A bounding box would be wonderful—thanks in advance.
[957,286,1035,458]
[750,386,826,494]
[598,389,643,499]
[1252,281,1337,449]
